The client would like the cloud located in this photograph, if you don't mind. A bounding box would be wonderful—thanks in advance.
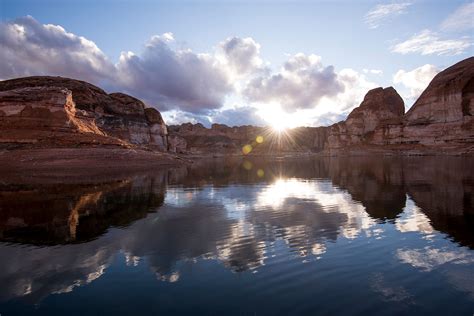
[396,247,474,272]
[210,106,266,127]
[364,2,412,29]
[217,37,264,77]
[116,34,232,113]
[0,16,380,127]
[0,16,233,114]
[243,53,344,112]
[393,64,439,100]
[363,68,383,75]
[441,2,474,32]
[162,110,212,126]
[0,16,114,83]
[391,29,471,55]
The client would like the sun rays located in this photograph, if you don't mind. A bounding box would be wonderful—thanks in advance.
[240,124,310,155]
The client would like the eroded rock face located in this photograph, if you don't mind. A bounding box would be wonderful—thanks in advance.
[370,57,474,151]
[168,123,329,154]
[0,76,168,150]
[327,57,474,154]
[327,87,405,150]
[1,58,472,155]
[0,86,124,147]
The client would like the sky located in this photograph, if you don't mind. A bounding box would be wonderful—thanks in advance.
[1,0,473,128]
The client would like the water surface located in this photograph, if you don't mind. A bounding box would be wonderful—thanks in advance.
[0,157,473,315]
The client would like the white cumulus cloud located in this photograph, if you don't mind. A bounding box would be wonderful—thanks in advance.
[243,53,344,112]
[393,64,439,101]
[115,33,232,113]
[0,16,114,84]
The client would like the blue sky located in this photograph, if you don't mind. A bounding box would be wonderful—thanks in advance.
[1,0,473,127]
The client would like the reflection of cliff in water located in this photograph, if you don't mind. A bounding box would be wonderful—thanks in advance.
[0,156,472,304]
[173,156,473,248]
[0,157,472,249]
[0,175,167,245]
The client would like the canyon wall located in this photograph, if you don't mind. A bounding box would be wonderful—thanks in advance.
[169,57,473,155]
[0,57,472,155]
[0,76,168,150]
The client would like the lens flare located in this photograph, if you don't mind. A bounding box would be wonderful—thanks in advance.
[242,144,252,155]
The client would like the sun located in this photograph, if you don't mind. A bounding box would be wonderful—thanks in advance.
[263,107,291,132]
[272,124,287,133]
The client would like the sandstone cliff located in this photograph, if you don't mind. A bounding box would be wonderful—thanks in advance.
[1,58,472,156]
[0,76,168,150]
[168,57,473,156]
[371,57,474,151]
[327,86,405,150]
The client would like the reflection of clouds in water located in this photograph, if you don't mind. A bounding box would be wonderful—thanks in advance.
[0,240,117,303]
[1,163,472,306]
[370,272,413,303]
[156,271,180,283]
[215,220,266,272]
[255,178,377,240]
[395,198,435,236]
[52,264,107,294]
[165,178,381,265]
[396,246,474,272]
[445,269,474,299]
[311,243,326,258]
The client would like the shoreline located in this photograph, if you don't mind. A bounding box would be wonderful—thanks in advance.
[0,144,472,177]
[0,147,189,183]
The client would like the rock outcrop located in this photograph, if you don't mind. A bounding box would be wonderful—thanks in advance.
[371,57,474,151]
[327,87,405,150]
[0,76,168,150]
[168,57,473,156]
[1,58,472,156]
[168,123,329,154]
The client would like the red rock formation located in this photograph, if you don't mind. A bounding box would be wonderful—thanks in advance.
[0,76,168,150]
[326,87,405,150]
[0,86,125,147]
[1,58,472,156]
[373,57,474,151]
[168,123,328,154]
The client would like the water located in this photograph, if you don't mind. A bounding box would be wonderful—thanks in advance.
[0,157,473,315]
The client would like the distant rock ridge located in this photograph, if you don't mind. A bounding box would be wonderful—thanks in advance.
[0,76,168,150]
[169,57,474,155]
[0,57,473,155]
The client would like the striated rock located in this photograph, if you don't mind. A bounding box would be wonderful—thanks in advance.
[168,123,329,154]
[0,76,168,150]
[327,57,473,154]
[327,87,405,150]
[0,86,124,147]
[401,57,473,147]
[371,57,474,151]
[168,135,187,153]
[1,57,472,156]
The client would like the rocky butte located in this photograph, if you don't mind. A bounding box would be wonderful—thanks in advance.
[0,57,473,171]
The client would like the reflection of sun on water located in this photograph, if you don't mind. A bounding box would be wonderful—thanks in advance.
[257,178,318,208]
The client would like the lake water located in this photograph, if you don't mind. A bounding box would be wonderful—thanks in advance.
[0,157,473,315]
